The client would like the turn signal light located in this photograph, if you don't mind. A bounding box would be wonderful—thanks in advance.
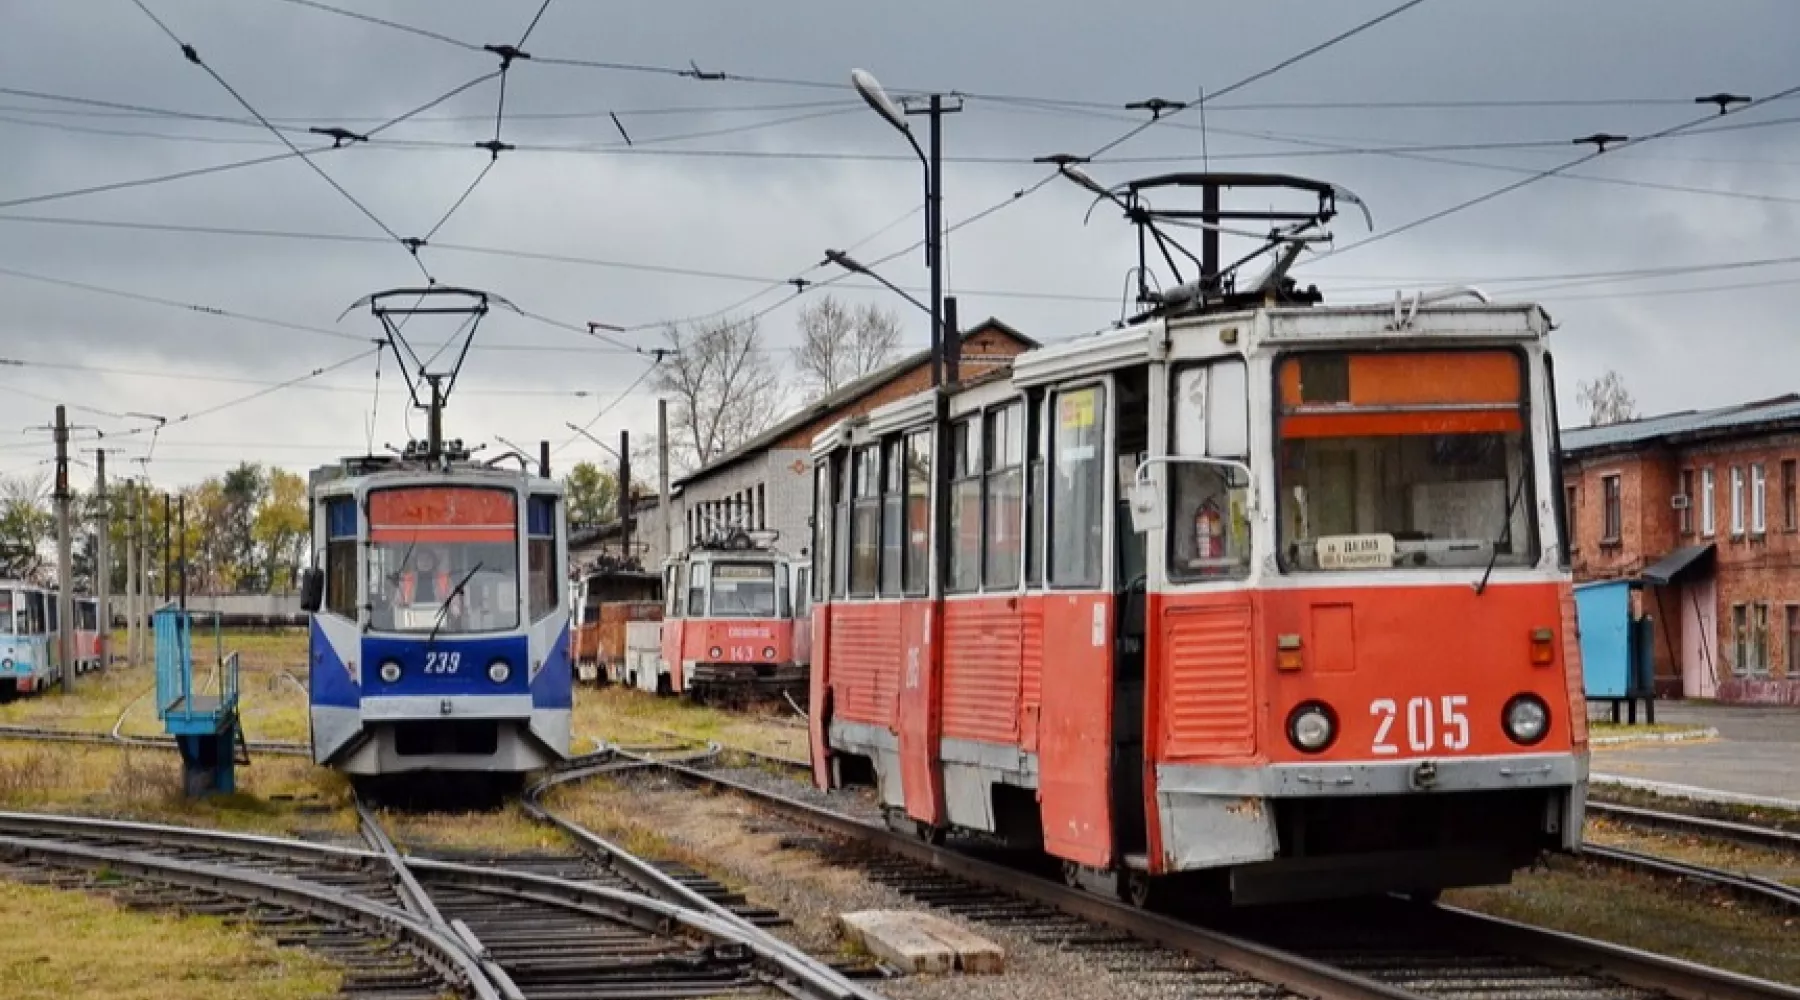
[1529,628,1555,666]
[1276,634,1303,672]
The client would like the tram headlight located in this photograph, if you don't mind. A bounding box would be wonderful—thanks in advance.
[1503,694,1550,745]
[763,646,777,660]
[1286,701,1337,754]
[709,646,723,660]
[487,659,512,684]
[378,659,402,684]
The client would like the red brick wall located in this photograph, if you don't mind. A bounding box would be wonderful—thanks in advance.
[1564,432,1800,700]
[769,325,1030,451]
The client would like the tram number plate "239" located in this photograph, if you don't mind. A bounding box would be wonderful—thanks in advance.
[1369,696,1469,755]
[423,652,463,675]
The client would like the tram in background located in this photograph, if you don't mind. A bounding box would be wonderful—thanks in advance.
[0,582,57,698]
[805,172,1587,907]
[654,528,810,700]
[570,559,663,685]
[74,596,101,674]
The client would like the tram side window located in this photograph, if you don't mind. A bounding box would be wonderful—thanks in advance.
[25,591,44,634]
[1169,362,1253,581]
[1025,394,1044,587]
[0,590,13,633]
[850,445,880,596]
[812,465,830,601]
[665,564,680,617]
[324,498,358,620]
[687,562,708,617]
[879,438,904,596]
[947,418,981,593]
[1050,385,1107,589]
[984,402,1024,590]
[904,430,931,595]
[527,495,558,621]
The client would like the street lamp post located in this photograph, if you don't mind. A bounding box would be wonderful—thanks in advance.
[563,423,633,560]
[850,69,961,387]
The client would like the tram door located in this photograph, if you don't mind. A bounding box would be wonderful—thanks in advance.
[1111,369,1150,860]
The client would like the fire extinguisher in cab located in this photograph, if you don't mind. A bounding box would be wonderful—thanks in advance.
[1195,498,1223,560]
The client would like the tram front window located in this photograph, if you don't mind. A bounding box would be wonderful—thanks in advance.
[709,562,777,617]
[1276,351,1538,572]
[367,487,521,633]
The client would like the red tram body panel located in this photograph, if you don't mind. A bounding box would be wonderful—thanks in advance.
[808,298,1588,905]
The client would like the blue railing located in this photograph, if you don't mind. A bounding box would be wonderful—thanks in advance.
[153,605,236,734]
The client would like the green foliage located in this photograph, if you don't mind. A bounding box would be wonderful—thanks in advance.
[564,461,618,527]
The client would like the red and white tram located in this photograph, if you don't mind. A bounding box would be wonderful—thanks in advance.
[806,182,1585,904]
[657,530,810,699]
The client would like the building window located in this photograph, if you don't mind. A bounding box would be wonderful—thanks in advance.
[1789,605,1800,676]
[1733,602,1771,675]
[1732,603,1747,674]
[1731,467,1745,537]
[947,418,981,593]
[849,445,880,596]
[1678,469,1694,536]
[1601,474,1621,543]
[983,403,1024,590]
[879,438,903,596]
[1752,463,1767,534]
[1701,468,1716,536]
[1564,484,1578,548]
[903,430,931,595]
[1785,459,1798,532]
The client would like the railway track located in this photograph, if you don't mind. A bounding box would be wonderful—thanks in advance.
[605,743,1800,1000]
[1582,801,1800,915]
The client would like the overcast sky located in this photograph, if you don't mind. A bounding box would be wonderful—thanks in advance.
[1,0,1796,489]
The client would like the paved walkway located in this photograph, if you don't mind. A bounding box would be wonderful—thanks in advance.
[1591,701,1800,802]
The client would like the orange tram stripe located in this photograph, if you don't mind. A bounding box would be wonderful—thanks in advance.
[369,527,515,544]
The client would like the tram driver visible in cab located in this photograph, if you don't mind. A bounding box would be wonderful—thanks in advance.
[377,547,469,630]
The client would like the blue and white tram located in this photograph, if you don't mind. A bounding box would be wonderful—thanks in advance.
[0,582,58,698]
[301,453,572,778]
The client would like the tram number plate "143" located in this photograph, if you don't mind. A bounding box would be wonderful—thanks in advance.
[1370,695,1469,755]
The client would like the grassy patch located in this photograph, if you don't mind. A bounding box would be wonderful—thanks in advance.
[1448,855,1800,985]
[573,686,809,761]
[1588,721,1710,740]
[380,803,563,855]
[1584,815,1800,880]
[0,877,342,999]
[0,741,353,840]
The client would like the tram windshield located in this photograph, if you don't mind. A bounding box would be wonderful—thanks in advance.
[1277,350,1538,572]
[366,486,521,633]
[0,590,13,633]
[708,561,778,617]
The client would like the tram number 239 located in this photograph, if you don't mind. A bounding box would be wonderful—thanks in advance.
[1370,695,1469,755]
[423,652,463,675]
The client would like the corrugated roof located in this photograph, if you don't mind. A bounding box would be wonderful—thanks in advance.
[1561,394,1800,454]
[674,317,1035,487]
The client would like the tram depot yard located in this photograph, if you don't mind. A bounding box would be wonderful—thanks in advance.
[0,628,1794,998]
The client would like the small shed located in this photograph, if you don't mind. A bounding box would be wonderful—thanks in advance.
[1573,579,1655,722]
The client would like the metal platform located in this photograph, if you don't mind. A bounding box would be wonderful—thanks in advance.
[153,606,244,794]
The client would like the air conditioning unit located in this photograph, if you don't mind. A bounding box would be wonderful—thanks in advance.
[1671,494,1691,510]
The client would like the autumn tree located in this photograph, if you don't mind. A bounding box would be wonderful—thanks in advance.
[563,462,618,527]
[791,295,903,401]
[651,315,782,471]
[252,469,308,593]
[0,473,52,581]
[1577,370,1637,426]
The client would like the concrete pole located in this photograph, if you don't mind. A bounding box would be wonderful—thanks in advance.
[94,449,109,672]
[52,406,73,694]
[125,480,138,668]
[658,398,672,565]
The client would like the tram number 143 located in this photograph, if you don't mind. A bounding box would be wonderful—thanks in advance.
[1370,695,1469,755]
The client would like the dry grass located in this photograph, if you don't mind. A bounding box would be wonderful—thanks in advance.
[381,803,564,854]
[0,877,342,999]
[1585,815,1800,882]
[1592,784,1800,834]
[0,741,355,840]
[1448,855,1800,985]
[574,686,809,760]
[1588,720,1710,740]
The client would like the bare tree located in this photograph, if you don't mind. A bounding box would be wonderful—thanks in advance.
[652,315,783,471]
[1577,369,1637,426]
[791,295,903,401]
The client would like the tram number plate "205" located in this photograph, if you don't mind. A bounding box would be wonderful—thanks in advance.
[1369,696,1469,755]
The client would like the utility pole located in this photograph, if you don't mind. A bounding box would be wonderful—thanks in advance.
[619,429,631,561]
[657,399,671,565]
[93,448,109,673]
[51,406,73,694]
[125,479,138,668]
[538,440,550,479]
[902,93,961,388]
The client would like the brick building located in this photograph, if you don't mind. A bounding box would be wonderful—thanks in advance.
[630,319,1036,568]
[1562,395,1800,704]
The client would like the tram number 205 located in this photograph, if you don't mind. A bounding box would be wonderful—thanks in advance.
[1370,695,1469,755]
[424,651,463,675]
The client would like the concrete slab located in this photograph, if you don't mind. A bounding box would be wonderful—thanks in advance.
[838,909,1005,975]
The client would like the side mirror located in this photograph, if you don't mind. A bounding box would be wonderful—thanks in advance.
[299,568,325,613]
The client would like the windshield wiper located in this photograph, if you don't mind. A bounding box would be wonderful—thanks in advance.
[427,562,483,644]
[1474,475,1531,596]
